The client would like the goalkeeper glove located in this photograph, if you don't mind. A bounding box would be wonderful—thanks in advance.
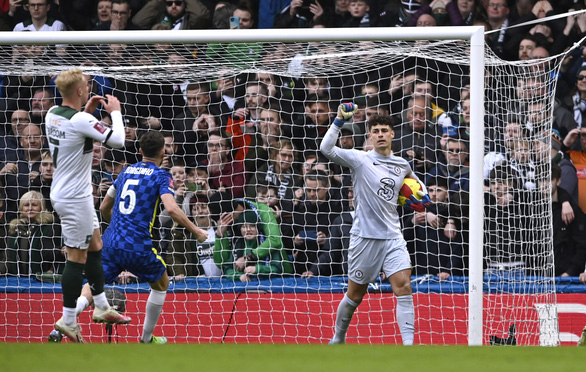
[333,102,357,127]
[404,191,432,213]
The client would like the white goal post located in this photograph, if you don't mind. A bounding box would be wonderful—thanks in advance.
[0,26,561,346]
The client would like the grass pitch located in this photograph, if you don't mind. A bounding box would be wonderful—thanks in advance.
[2,343,584,372]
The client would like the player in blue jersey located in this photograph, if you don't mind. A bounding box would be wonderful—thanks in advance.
[320,103,432,345]
[79,131,208,344]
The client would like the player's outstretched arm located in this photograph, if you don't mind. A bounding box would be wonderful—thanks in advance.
[161,194,208,243]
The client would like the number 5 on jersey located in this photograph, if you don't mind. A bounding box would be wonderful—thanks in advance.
[119,179,139,215]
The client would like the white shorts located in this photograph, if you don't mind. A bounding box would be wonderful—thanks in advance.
[348,234,411,285]
[52,198,99,250]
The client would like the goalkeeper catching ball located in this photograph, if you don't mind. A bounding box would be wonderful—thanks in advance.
[320,102,431,345]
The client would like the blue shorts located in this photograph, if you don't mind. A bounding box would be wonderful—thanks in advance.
[102,247,167,284]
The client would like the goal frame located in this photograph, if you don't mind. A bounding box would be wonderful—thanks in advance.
[0,26,486,345]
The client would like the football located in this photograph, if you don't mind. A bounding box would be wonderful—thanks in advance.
[398,177,422,206]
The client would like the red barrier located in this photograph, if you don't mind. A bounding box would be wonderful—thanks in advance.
[2,293,585,345]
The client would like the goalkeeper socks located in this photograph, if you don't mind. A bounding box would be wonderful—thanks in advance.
[75,295,90,317]
[332,294,359,343]
[141,289,167,343]
[396,294,415,345]
[85,250,105,299]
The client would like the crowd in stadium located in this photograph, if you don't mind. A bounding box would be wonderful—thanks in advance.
[0,0,586,284]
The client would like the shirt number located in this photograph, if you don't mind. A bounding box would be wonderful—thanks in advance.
[119,179,139,215]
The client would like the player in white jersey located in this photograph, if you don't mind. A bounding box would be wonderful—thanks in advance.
[320,103,431,345]
[45,68,130,343]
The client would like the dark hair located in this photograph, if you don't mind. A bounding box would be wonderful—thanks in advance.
[139,131,165,158]
[305,169,330,187]
[551,163,561,181]
[186,82,210,93]
[427,177,449,190]
[208,130,232,149]
[366,114,394,131]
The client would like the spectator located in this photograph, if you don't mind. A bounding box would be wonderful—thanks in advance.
[403,177,465,280]
[95,0,112,27]
[94,0,140,30]
[132,0,210,30]
[205,3,263,67]
[291,94,334,152]
[13,0,65,32]
[292,169,343,274]
[550,163,586,277]
[213,198,293,282]
[426,135,470,194]
[561,66,586,130]
[167,192,221,278]
[301,185,356,278]
[255,183,281,220]
[246,138,297,227]
[160,130,184,170]
[0,109,31,162]
[392,95,440,180]
[30,150,54,210]
[211,1,236,29]
[484,115,527,179]
[485,0,511,59]
[0,123,44,223]
[562,127,586,213]
[5,190,64,276]
[30,87,54,125]
[533,130,578,206]
[483,163,537,275]
[509,138,537,190]
[378,0,422,27]
[274,0,328,28]
[209,70,244,127]
[205,130,247,200]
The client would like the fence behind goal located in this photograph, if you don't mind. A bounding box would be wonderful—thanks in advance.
[0,28,573,345]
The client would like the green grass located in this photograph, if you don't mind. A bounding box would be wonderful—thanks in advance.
[1,344,584,372]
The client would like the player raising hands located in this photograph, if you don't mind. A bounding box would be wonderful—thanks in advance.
[320,102,431,345]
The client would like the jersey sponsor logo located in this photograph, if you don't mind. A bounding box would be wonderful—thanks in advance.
[47,126,66,139]
[377,177,396,201]
[93,121,108,134]
[125,167,154,176]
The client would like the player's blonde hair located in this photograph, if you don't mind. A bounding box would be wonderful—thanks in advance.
[55,68,84,97]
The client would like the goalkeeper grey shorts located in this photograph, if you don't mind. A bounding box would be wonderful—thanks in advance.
[348,234,412,285]
[52,198,99,250]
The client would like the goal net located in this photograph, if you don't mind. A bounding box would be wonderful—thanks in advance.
[0,28,562,345]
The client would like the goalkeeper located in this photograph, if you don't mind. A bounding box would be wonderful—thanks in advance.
[320,103,431,345]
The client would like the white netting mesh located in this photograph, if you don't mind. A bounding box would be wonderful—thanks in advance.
[0,31,564,345]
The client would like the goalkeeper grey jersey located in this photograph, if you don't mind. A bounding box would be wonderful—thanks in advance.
[321,125,425,240]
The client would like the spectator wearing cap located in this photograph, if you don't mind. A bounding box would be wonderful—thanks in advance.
[132,0,210,30]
